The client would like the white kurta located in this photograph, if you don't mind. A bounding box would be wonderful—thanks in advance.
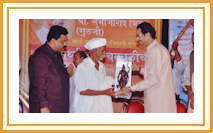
[172,59,185,95]
[73,57,114,113]
[131,40,177,113]
[182,57,194,113]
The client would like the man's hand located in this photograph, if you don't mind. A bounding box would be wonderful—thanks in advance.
[187,86,194,109]
[132,62,139,71]
[80,88,116,96]
[189,19,194,26]
[172,42,178,51]
[67,64,74,77]
[188,88,194,102]
[119,87,131,95]
[188,91,194,102]
[104,87,116,97]
[190,96,194,109]
[40,107,50,113]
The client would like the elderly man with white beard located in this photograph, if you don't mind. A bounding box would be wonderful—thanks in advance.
[73,38,116,113]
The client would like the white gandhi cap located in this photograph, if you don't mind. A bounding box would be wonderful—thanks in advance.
[84,38,106,51]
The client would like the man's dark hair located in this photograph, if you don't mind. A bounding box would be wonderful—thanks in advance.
[137,22,156,39]
[76,51,87,59]
[47,25,68,42]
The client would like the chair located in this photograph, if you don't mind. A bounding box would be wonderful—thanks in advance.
[176,98,187,113]
[122,96,187,113]
[121,96,144,113]
[176,103,186,113]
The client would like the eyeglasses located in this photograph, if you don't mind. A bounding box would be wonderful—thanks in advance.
[136,33,143,38]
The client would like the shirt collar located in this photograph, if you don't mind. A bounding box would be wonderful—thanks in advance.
[87,57,103,69]
[147,39,157,50]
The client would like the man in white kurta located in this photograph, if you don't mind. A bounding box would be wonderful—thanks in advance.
[73,38,115,113]
[172,59,185,96]
[67,51,87,113]
[171,41,185,96]
[182,32,194,113]
[182,55,194,113]
[120,22,177,113]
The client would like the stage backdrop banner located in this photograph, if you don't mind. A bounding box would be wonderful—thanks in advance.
[19,19,162,113]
